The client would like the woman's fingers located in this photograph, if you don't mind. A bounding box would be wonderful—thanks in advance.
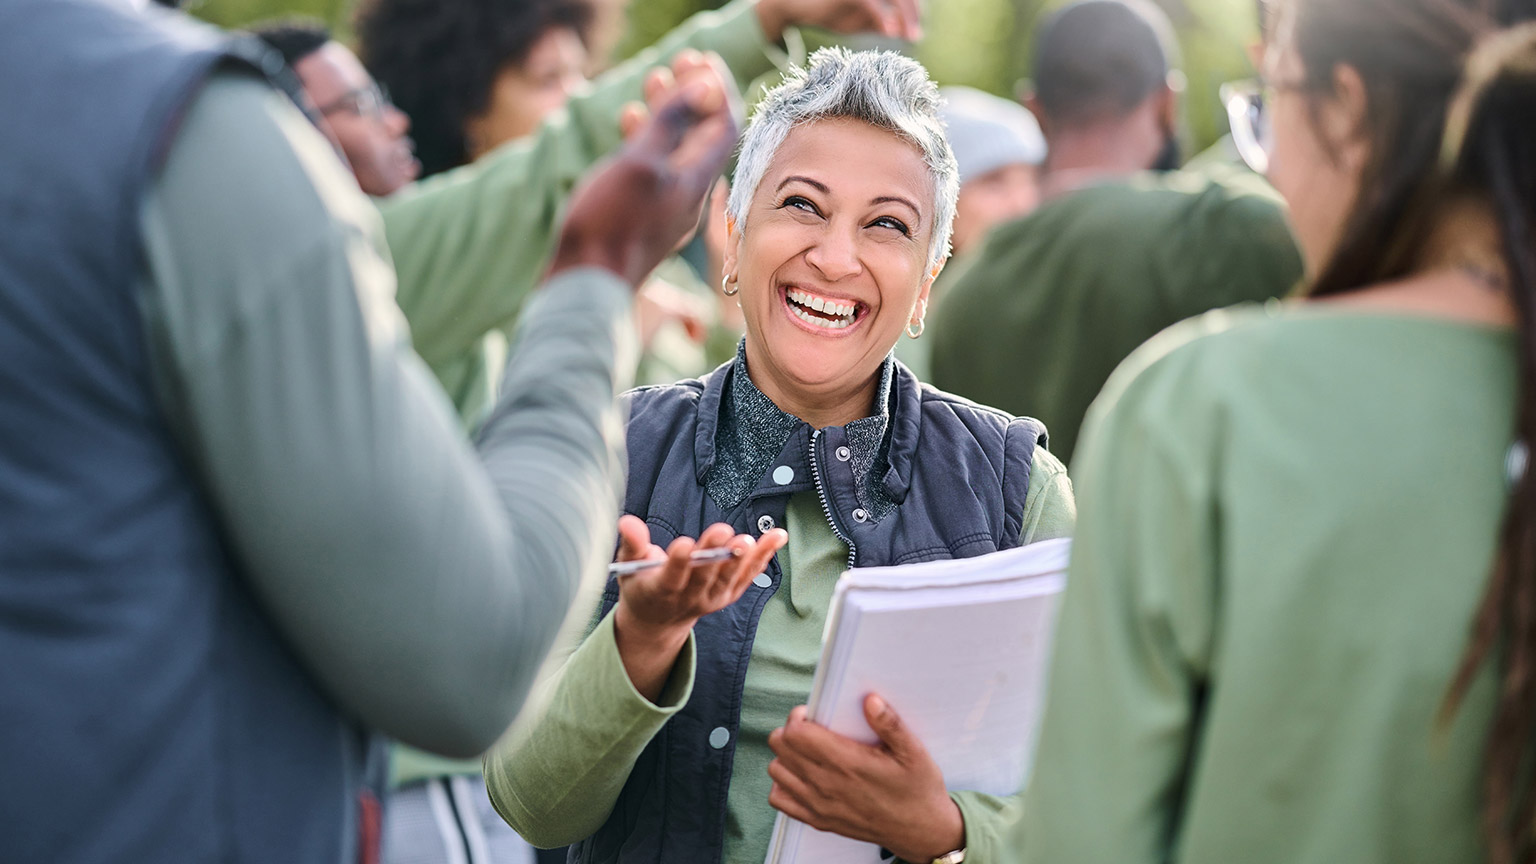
[767,772,823,830]
[615,514,656,562]
[730,528,787,595]
[767,758,828,822]
[625,522,787,620]
[656,534,698,593]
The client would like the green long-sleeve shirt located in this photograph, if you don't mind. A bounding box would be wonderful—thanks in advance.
[379,0,795,428]
[1021,304,1512,863]
[485,450,1075,863]
[138,72,636,757]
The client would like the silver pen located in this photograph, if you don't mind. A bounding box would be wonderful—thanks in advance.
[608,546,739,577]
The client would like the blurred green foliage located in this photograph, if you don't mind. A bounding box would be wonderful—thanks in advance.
[193,0,1260,152]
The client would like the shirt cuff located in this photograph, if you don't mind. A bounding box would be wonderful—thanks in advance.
[585,611,697,715]
[948,789,1023,864]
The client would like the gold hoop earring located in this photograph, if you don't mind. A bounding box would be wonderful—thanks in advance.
[906,318,925,339]
[722,275,740,297]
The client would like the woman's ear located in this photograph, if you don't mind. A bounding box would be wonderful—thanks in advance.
[910,259,944,324]
[721,213,742,284]
[920,258,945,299]
[1328,62,1373,174]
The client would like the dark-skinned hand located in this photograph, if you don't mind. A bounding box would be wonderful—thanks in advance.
[768,695,966,863]
[611,515,787,703]
[548,52,740,289]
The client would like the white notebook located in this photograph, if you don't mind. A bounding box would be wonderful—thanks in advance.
[763,538,1070,864]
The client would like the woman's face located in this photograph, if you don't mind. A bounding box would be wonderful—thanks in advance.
[1263,36,1369,276]
[726,118,940,419]
[465,26,589,159]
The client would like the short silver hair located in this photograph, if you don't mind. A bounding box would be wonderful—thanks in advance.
[727,47,959,269]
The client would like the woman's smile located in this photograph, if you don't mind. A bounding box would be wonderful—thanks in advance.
[780,284,866,334]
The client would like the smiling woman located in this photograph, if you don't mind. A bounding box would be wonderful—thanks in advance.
[729,116,942,427]
[483,47,1078,864]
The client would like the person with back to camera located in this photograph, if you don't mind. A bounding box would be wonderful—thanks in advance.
[0,0,752,860]
[929,0,1303,466]
[483,47,1077,864]
[1012,0,1536,861]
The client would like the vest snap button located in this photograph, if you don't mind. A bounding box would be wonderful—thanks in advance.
[835,446,852,462]
[852,508,869,523]
[709,727,730,749]
[752,572,772,588]
[772,465,795,485]
[757,515,776,533]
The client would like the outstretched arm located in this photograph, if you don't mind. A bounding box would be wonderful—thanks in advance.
[138,62,739,757]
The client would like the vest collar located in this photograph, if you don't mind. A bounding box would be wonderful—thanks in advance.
[695,342,919,512]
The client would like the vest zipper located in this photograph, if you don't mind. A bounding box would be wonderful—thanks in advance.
[808,429,858,570]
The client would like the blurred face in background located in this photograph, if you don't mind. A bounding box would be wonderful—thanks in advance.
[464,26,589,159]
[950,162,1040,255]
[296,42,419,196]
[1261,21,1368,275]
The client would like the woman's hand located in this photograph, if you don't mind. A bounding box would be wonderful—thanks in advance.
[611,515,787,702]
[767,695,965,863]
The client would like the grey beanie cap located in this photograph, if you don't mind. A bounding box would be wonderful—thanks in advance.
[939,86,1047,185]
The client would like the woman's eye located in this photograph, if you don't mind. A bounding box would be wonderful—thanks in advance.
[871,216,911,235]
[781,196,819,215]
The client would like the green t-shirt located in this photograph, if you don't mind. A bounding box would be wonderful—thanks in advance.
[929,167,1303,465]
[1022,303,1514,863]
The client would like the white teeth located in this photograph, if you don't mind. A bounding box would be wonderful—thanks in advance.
[791,304,854,329]
[786,288,857,328]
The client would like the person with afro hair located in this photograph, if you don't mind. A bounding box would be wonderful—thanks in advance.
[356,0,595,178]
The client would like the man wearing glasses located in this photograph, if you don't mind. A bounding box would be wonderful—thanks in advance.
[257,23,420,197]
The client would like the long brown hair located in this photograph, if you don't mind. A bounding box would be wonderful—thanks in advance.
[1279,0,1536,859]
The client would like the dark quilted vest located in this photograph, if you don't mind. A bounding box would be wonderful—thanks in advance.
[569,359,1045,864]
[0,2,375,861]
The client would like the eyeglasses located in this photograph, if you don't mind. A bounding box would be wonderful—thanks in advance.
[316,82,394,124]
[1220,79,1274,175]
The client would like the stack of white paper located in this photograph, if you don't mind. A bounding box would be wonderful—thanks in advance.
[764,538,1070,864]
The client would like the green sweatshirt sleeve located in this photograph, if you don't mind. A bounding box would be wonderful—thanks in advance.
[138,73,638,759]
[1019,445,1075,544]
[1016,332,1220,862]
[381,0,794,378]
[484,612,698,848]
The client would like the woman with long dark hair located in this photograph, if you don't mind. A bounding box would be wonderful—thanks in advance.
[1009,0,1536,861]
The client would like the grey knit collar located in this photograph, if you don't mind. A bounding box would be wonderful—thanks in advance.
[706,342,896,519]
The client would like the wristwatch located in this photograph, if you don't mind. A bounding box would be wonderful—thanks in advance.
[930,849,966,864]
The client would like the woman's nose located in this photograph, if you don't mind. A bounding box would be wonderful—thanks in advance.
[804,228,862,281]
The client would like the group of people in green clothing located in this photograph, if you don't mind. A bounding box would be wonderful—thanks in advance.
[285,0,1536,859]
[8,0,1536,861]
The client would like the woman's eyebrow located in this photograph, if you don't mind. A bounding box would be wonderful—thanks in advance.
[872,195,922,221]
[776,175,830,194]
